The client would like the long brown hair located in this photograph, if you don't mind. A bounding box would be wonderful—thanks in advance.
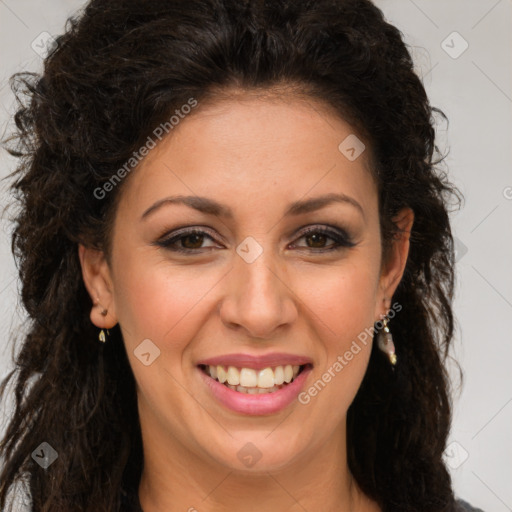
[1,0,462,510]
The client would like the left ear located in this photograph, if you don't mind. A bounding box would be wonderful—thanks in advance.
[375,207,414,315]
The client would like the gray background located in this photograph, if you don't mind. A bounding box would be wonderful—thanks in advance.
[0,1,511,511]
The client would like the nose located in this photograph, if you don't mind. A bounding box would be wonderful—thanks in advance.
[219,247,298,339]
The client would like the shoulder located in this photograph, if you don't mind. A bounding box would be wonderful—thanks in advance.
[455,498,485,512]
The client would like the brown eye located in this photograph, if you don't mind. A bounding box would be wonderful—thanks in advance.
[154,225,356,255]
[304,232,330,248]
[155,229,219,253]
[180,233,206,249]
[291,226,356,253]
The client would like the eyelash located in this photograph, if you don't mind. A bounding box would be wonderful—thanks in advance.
[154,225,356,254]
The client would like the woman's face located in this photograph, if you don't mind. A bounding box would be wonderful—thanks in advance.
[81,93,412,474]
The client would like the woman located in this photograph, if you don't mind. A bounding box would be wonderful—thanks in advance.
[0,0,484,511]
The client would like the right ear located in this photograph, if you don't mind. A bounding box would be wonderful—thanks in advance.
[78,244,118,329]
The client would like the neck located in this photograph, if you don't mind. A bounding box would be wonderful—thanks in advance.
[137,409,379,512]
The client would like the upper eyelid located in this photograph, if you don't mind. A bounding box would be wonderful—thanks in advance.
[158,223,349,237]
[157,226,220,243]
[156,224,353,247]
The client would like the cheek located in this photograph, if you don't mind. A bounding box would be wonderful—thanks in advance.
[113,264,218,412]
[293,258,378,416]
[296,256,380,338]
[112,255,223,353]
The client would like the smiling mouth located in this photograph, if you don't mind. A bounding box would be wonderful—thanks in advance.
[198,364,310,394]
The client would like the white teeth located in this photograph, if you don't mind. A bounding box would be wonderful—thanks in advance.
[239,368,258,387]
[217,366,227,383]
[204,363,305,392]
[257,367,275,388]
[274,365,284,385]
[226,366,240,385]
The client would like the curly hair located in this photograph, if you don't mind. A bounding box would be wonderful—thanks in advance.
[0,0,463,511]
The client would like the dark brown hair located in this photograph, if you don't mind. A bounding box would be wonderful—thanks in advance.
[0,0,462,510]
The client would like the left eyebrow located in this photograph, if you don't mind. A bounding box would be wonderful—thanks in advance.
[284,192,364,218]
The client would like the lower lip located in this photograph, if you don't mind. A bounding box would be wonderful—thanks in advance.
[198,366,312,415]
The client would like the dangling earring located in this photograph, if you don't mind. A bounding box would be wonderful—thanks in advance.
[95,298,109,343]
[98,328,110,343]
[377,317,397,367]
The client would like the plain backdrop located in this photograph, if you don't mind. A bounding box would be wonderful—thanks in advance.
[0,1,511,511]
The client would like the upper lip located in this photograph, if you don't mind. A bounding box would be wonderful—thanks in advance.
[197,352,313,370]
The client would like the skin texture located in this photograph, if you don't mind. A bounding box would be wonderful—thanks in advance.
[79,93,414,512]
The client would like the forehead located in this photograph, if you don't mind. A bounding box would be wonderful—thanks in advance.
[116,94,377,222]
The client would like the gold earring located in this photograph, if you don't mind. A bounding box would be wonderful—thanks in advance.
[98,329,110,343]
[377,317,397,367]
